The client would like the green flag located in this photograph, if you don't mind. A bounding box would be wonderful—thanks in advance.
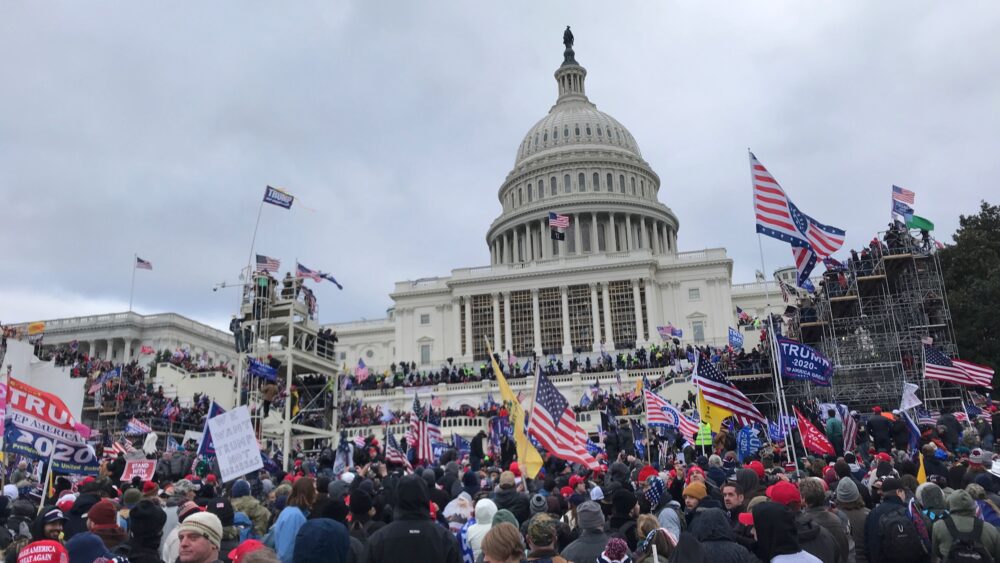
[907,215,934,231]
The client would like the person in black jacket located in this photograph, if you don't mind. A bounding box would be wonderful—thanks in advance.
[113,500,167,563]
[890,411,910,451]
[492,471,530,526]
[364,474,462,563]
[470,430,486,471]
[62,481,106,540]
[866,408,893,452]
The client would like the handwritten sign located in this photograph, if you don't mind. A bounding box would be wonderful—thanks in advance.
[207,406,263,483]
[121,459,157,482]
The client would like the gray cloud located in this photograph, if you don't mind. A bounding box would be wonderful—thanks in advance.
[2,2,998,329]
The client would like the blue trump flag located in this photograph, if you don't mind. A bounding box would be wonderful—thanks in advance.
[197,401,227,457]
[728,327,744,349]
[737,426,763,462]
[776,336,833,386]
[452,433,471,455]
[248,358,277,382]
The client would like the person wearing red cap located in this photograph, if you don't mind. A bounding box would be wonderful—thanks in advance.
[568,475,586,495]
[17,540,68,563]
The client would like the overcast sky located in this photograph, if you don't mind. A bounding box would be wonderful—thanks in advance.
[3,2,998,330]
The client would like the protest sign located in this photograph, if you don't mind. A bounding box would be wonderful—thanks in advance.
[121,459,157,482]
[207,406,263,483]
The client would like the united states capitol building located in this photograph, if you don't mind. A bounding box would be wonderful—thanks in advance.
[329,36,789,371]
[18,35,790,378]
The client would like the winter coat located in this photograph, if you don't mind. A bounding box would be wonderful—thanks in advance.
[364,475,462,563]
[466,499,497,561]
[292,518,350,563]
[841,506,870,563]
[272,505,309,563]
[801,506,848,563]
[493,487,530,525]
[752,502,818,563]
[866,416,892,451]
[63,493,101,540]
[689,507,761,563]
[931,490,1000,561]
[560,528,610,563]
[863,495,914,563]
[795,513,839,563]
[232,495,271,537]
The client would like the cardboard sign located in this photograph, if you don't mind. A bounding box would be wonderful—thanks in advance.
[207,406,263,483]
[121,459,157,482]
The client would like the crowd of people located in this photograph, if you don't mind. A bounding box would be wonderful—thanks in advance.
[4,394,1000,563]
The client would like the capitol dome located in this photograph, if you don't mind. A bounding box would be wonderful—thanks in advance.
[486,31,680,266]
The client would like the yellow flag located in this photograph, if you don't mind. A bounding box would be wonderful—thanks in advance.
[698,388,733,434]
[635,377,643,398]
[487,341,543,479]
[916,452,926,484]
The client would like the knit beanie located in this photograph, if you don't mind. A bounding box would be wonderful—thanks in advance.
[231,480,251,499]
[529,494,547,516]
[177,511,223,548]
[576,501,605,531]
[350,490,373,516]
[916,483,947,512]
[682,481,707,501]
[835,478,861,504]
[612,489,637,516]
[598,537,633,563]
[492,509,519,528]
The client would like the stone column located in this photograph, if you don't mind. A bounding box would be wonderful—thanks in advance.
[560,285,572,355]
[507,231,514,263]
[451,298,462,357]
[632,279,645,346]
[525,225,533,261]
[609,213,617,252]
[602,283,615,350]
[589,283,601,352]
[645,279,659,343]
[513,228,520,263]
[503,291,513,354]
[531,288,542,357]
[490,240,496,265]
[652,221,661,254]
[625,215,633,251]
[464,297,473,358]
[591,213,599,253]
[573,214,582,255]
[639,217,648,250]
[539,219,548,259]
[492,293,501,353]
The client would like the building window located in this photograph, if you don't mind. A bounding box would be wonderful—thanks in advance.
[597,126,602,137]
[420,344,431,365]
[609,280,638,349]
[578,173,585,192]
[575,125,580,136]
[563,174,571,193]
[543,131,548,142]
[365,349,374,359]
[619,175,626,193]
[550,177,557,196]
[688,288,701,301]
[527,184,533,202]
[692,321,705,344]
[420,314,430,325]
[586,125,592,135]
[564,126,569,138]
[338,352,346,361]
[607,173,613,192]
[538,182,543,199]
[518,189,523,206]
[539,288,563,355]
[593,172,600,191]
[553,127,558,140]
[631,177,636,195]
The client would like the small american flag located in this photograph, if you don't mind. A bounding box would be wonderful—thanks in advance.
[135,257,152,270]
[296,262,322,282]
[693,356,765,425]
[644,389,699,441]
[548,211,570,229]
[256,254,281,273]
[385,430,411,468]
[915,407,940,426]
[892,185,915,205]
[125,418,152,435]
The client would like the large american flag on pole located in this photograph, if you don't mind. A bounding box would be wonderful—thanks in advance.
[644,390,699,441]
[256,254,281,273]
[385,430,411,469]
[548,211,570,229]
[692,356,765,425]
[528,370,599,469]
[923,344,994,387]
[751,152,846,290]
[409,396,442,464]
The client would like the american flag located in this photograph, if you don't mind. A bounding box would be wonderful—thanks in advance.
[751,153,845,289]
[548,211,570,229]
[915,407,940,426]
[385,430,411,469]
[644,390,699,441]
[966,403,989,422]
[692,356,765,425]
[296,262,322,282]
[124,418,152,435]
[528,370,599,469]
[837,404,858,453]
[892,185,916,205]
[105,438,135,458]
[409,397,442,464]
[923,344,994,387]
[954,411,969,424]
[135,257,152,270]
[355,359,370,382]
[255,254,281,273]
[140,345,155,355]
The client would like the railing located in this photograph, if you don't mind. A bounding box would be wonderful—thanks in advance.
[17,311,229,343]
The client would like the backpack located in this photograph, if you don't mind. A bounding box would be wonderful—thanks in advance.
[878,505,928,563]
[234,511,256,542]
[943,516,994,563]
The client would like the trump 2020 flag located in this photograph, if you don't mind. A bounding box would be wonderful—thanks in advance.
[728,327,744,349]
[777,336,833,387]
[263,185,294,209]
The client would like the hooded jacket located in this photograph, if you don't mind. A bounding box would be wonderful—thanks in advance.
[931,490,1000,561]
[364,475,462,563]
[232,494,271,537]
[62,493,101,539]
[492,487,530,525]
[752,502,820,562]
[795,512,839,563]
[466,499,497,561]
[292,518,350,563]
[801,506,848,563]
[689,507,759,563]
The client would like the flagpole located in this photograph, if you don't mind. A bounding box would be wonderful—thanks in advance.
[39,448,55,512]
[641,390,652,464]
[128,253,137,313]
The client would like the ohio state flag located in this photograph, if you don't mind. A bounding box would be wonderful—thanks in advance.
[793,407,835,456]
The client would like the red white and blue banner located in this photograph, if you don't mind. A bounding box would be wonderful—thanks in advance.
[777,336,833,387]
[4,378,99,474]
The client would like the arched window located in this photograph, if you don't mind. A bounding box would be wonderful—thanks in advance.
[553,128,559,140]
[619,175,626,193]
[527,183,533,202]
[563,174,571,193]
[543,131,548,142]
[593,172,600,191]
[575,125,580,136]
[535,133,539,146]
[640,180,645,198]
[631,177,636,195]
[550,177,557,196]
[616,129,621,142]
[563,126,569,138]
[518,188,523,206]
[607,173,613,192]
[586,125,592,135]
[538,180,544,199]
[597,126,602,137]
[606,127,612,138]
[578,173,585,192]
